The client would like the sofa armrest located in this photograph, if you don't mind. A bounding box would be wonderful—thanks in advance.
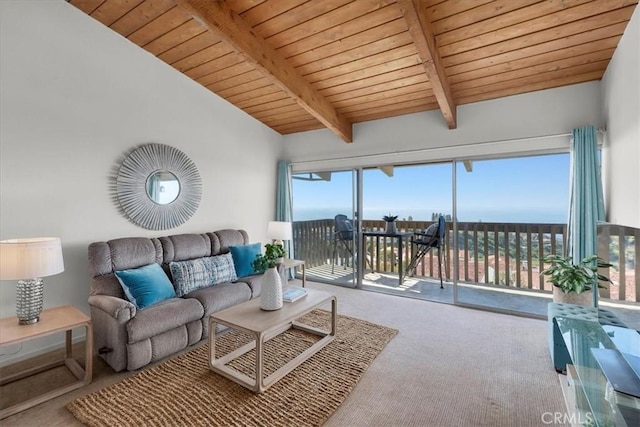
[88,295,136,321]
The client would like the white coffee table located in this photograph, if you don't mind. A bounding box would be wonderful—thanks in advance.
[209,287,337,393]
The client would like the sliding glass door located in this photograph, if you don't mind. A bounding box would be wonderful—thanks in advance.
[291,170,358,288]
[360,163,453,304]
[454,154,570,316]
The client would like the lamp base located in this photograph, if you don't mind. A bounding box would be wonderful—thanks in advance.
[16,278,44,325]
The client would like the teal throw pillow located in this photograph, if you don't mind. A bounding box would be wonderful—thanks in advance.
[228,243,261,278]
[115,263,176,309]
[170,253,238,297]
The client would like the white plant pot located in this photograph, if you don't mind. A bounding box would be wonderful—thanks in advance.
[552,286,593,306]
[260,267,283,311]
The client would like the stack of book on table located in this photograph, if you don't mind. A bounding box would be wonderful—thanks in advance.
[282,287,307,302]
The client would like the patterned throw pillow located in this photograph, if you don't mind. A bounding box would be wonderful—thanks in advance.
[169,253,238,297]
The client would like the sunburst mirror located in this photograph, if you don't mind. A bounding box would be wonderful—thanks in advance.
[116,143,202,230]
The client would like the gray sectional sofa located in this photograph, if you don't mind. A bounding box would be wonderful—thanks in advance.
[88,229,283,372]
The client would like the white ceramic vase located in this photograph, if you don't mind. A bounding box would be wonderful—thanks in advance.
[260,267,283,310]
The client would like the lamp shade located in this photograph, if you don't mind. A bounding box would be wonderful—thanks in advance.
[267,221,292,241]
[0,237,64,280]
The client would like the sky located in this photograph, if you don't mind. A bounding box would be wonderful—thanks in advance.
[292,153,570,223]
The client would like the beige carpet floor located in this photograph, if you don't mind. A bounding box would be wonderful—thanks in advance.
[1,281,565,426]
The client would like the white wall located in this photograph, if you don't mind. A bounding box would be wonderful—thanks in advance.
[0,1,282,362]
[602,6,640,228]
[284,82,603,171]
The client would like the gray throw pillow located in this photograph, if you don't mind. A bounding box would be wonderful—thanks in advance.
[170,253,238,297]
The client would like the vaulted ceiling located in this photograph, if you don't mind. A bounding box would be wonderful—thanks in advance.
[70,0,638,142]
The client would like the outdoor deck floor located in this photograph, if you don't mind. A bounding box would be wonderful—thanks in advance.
[300,264,640,329]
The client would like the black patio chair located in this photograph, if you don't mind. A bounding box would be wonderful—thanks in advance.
[331,214,356,274]
[404,215,446,288]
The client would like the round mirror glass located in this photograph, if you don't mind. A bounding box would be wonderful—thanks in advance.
[146,170,180,205]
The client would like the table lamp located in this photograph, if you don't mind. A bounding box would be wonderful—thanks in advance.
[267,221,292,247]
[0,237,64,324]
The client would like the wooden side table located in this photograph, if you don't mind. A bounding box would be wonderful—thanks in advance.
[283,258,306,287]
[0,305,93,419]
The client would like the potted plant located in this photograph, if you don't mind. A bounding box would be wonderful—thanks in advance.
[252,243,286,311]
[383,214,398,234]
[541,254,613,306]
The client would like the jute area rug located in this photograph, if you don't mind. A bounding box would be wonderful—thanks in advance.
[67,310,397,427]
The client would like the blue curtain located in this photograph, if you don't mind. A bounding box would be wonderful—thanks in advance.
[276,160,294,264]
[567,125,605,305]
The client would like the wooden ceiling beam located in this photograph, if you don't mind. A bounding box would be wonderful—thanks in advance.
[398,0,457,129]
[175,0,353,142]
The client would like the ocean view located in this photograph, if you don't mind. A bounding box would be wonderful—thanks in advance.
[293,207,568,224]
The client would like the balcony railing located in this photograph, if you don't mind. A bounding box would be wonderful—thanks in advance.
[292,219,639,304]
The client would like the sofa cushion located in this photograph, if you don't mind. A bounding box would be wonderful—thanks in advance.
[115,263,176,309]
[228,243,261,278]
[236,274,263,298]
[169,254,238,297]
[127,297,204,343]
[185,282,251,317]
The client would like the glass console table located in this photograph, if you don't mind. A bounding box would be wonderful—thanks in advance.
[555,314,640,426]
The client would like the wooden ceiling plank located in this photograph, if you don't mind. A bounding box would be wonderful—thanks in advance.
[277,4,403,60]
[231,88,288,108]
[344,99,439,122]
[216,77,275,99]
[431,0,542,35]
[176,0,353,142]
[89,0,144,27]
[109,0,175,36]
[449,37,621,84]
[440,0,636,56]
[266,0,395,50]
[226,0,268,15]
[454,61,609,99]
[128,6,192,47]
[457,71,605,106]
[267,116,322,129]
[453,51,614,91]
[271,117,323,129]
[280,124,328,135]
[201,63,258,90]
[69,0,106,15]
[340,89,434,114]
[446,21,629,75]
[254,106,312,122]
[306,44,419,84]
[238,0,308,25]
[266,113,321,128]
[427,0,494,22]
[158,31,220,64]
[296,33,414,77]
[345,105,438,124]
[319,64,427,96]
[174,43,235,74]
[202,70,266,93]
[398,0,457,129]
[332,84,432,109]
[245,100,301,116]
[437,0,589,47]
[144,19,207,56]
[313,55,421,91]
[253,0,352,40]
[443,6,636,67]
[327,74,430,102]
[189,52,249,82]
